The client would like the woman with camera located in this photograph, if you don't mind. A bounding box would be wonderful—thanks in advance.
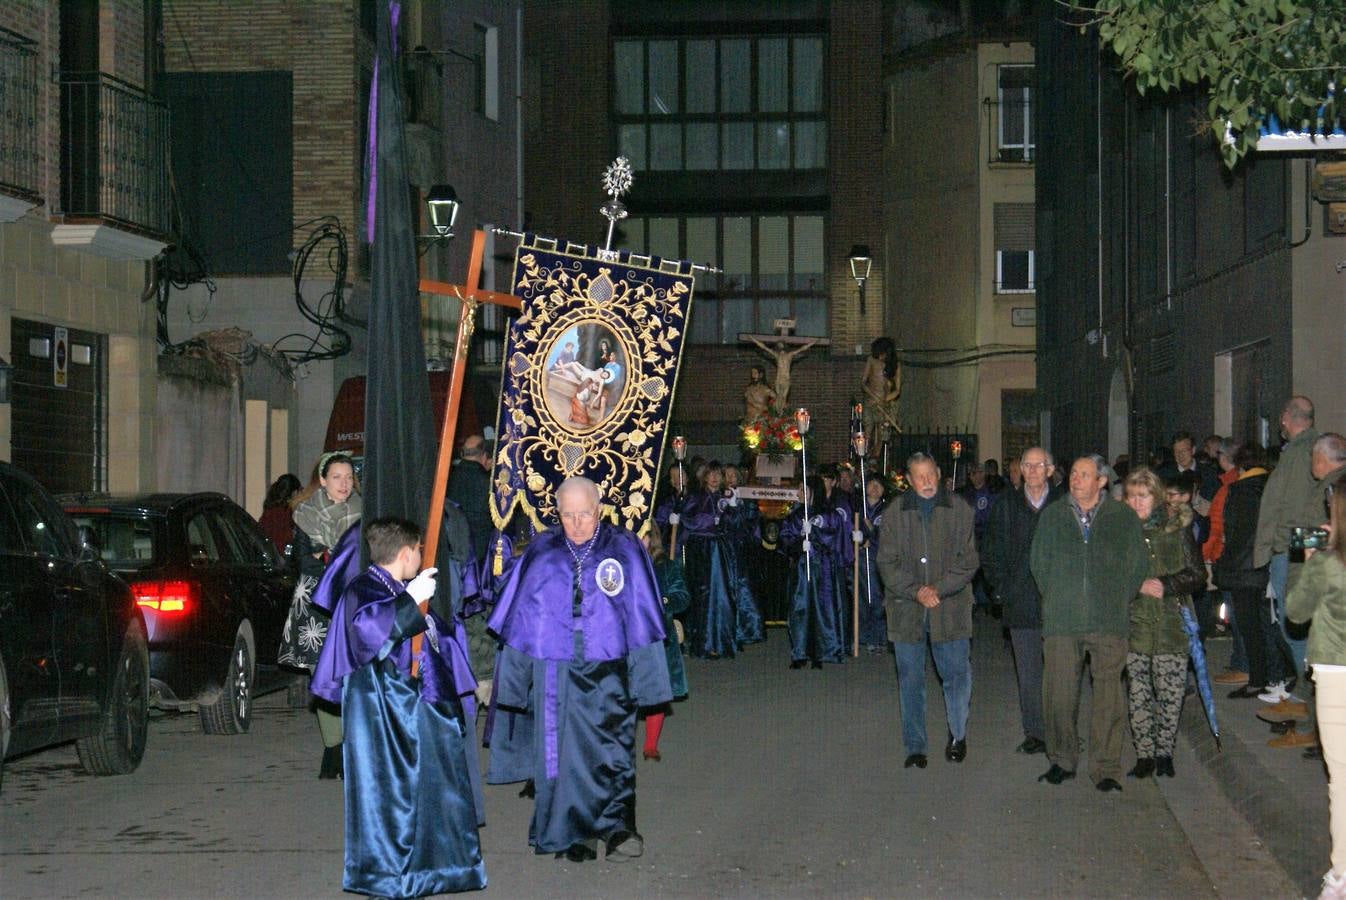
[1287,471,1346,899]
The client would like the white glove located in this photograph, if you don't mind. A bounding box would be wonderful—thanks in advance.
[407,567,438,603]
[852,529,864,543]
[801,519,812,537]
[667,512,680,525]
[726,493,739,507]
[802,539,812,554]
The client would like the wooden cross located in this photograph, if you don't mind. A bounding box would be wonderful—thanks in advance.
[413,228,521,668]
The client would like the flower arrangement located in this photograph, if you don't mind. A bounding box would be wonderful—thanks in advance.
[888,471,910,494]
[742,406,806,460]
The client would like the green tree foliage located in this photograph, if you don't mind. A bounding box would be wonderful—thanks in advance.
[1065,0,1346,167]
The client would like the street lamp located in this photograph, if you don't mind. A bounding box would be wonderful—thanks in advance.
[426,184,460,239]
[848,244,872,317]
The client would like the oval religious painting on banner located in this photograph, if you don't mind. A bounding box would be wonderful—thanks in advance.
[543,322,627,433]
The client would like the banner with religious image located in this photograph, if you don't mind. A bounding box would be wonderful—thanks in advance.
[489,235,695,533]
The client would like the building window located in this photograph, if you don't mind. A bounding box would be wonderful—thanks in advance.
[475,23,498,121]
[994,202,1035,293]
[612,34,826,173]
[995,64,1034,163]
[619,213,826,343]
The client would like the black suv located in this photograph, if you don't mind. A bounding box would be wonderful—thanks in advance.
[0,462,149,788]
[63,493,296,734]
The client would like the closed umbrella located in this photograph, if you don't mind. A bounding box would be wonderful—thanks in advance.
[1179,604,1222,750]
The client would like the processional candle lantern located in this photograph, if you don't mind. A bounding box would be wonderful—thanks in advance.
[795,408,812,580]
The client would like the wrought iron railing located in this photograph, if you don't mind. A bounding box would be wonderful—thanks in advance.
[0,27,40,198]
[58,71,171,235]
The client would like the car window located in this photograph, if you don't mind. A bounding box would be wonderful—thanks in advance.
[3,475,73,559]
[186,512,224,564]
[222,509,280,569]
[68,513,158,569]
[0,481,24,553]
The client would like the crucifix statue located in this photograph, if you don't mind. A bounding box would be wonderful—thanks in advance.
[740,318,829,406]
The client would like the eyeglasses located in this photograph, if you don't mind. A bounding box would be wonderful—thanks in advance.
[560,510,597,522]
[1021,462,1049,471]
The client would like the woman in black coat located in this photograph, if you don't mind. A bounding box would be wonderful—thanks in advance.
[1212,443,1274,698]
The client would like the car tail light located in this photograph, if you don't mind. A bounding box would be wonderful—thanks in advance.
[130,579,194,614]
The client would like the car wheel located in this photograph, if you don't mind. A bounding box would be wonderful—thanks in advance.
[200,621,254,735]
[76,621,150,776]
[286,674,311,709]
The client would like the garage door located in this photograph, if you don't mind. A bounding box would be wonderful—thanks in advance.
[11,318,105,492]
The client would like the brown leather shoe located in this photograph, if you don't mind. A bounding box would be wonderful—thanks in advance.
[1214,669,1250,685]
[1257,700,1310,723]
[643,749,662,762]
[1268,728,1318,749]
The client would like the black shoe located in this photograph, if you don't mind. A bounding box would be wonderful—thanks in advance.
[1305,744,1324,761]
[1154,756,1175,777]
[810,660,823,669]
[1038,764,1075,785]
[1127,758,1155,779]
[561,842,597,862]
[789,660,806,669]
[1016,737,1047,755]
[319,745,342,780]
[1096,778,1123,793]
[605,830,644,860]
[945,736,967,763]
[519,779,536,798]
[1228,684,1265,699]
[1270,719,1297,734]
[904,753,928,769]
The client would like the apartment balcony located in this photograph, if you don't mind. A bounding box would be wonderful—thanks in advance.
[53,71,170,260]
[0,27,40,221]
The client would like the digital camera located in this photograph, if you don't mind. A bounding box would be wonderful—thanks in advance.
[1289,525,1331,563]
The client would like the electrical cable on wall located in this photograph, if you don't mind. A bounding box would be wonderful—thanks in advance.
[270,217,358,364]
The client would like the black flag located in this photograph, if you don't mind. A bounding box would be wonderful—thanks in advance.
[362,0,434,529]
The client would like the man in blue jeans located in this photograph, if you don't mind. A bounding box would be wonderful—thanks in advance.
[877,453,979,769]
[1253,397,1319,739]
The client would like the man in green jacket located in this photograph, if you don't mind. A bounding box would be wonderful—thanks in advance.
[1029,454,1148,792]
[1253,396,1320,704]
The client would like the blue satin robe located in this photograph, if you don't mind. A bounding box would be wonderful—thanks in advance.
[488,525,672,854]
[780,504,851,664]
[858,497,890,646]
[681,491,741,658]
[312,568,486,897]
[721,498,765,645]
[653,491,690,564]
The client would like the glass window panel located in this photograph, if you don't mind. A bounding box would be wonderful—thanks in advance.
[757,120,789,169]
[618,124,647,171]
[720,39,750,113]
[758,216,789,290]
[689,298,719,343]
[758,38,788,112]
[615,217,644,253]
[793,215,824,290]
[792,37,823,112]
[685,122,718,169]
[722,122,754,169]
[794,120,826,169]
[722,216,752,292]
[614,41,644,113]
[686,217,717,289]
[759,297,790,332]
[721,298,754,345]
[648,217,679,260]
[649,123,682,170]
[686,40,716,113]
[649,40,678,114]
[793,297,827,337]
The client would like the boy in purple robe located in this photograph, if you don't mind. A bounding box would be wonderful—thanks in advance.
[488,477,672,862]
[311,517,486,897]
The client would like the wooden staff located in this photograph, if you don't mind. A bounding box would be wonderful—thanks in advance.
[852,510,861,658]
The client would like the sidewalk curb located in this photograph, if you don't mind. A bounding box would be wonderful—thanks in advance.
[1177,699,1324,896]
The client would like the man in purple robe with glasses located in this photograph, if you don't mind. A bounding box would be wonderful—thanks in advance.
[488,476,671,862]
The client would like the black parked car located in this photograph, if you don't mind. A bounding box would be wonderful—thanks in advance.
[0,463,149,789]
[63,493,296,735]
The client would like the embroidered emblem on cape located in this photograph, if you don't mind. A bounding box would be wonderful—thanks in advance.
[596,557,625,596]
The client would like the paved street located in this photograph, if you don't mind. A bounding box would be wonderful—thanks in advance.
[1,616,1301,898]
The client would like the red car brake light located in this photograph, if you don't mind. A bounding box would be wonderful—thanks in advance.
[130,579,194,614]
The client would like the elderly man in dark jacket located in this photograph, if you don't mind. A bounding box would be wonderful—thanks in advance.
[982,447,1062,756]
[1030,453,1148,792]
[877,452,979,770]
